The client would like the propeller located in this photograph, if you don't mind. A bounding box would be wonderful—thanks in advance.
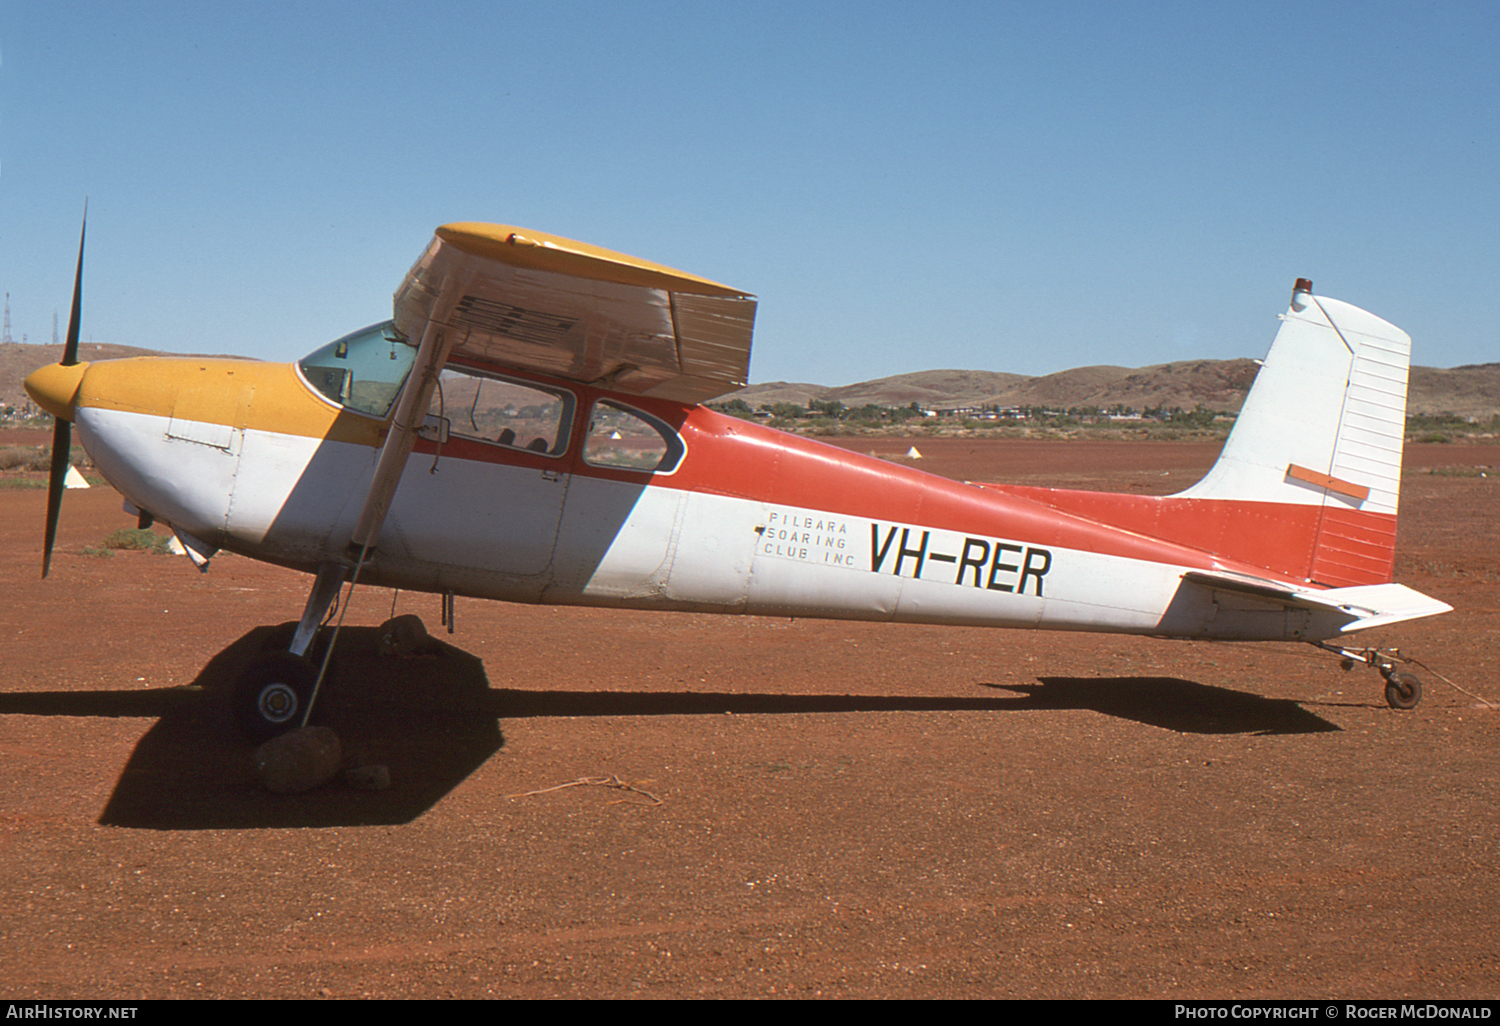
[41,206,87,579]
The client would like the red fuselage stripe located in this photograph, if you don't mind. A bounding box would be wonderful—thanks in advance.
[413,371,1396,589]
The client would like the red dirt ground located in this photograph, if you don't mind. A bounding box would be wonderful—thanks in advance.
[0,437,1496,999]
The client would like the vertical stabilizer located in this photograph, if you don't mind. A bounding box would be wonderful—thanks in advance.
[1174,280,1410,585]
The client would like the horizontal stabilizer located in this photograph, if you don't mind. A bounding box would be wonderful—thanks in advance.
[1182,571,1451,633]
[1297,583,1454,633]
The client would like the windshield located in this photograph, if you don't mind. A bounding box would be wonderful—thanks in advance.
[297,321,416,418]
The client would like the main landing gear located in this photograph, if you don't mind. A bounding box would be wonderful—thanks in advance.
[234,651,318,742]
[233,561,349,741]
[1312,641,1424,710]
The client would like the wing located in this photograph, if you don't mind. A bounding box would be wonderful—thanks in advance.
[393,223,757,404]
[346,222,754,555]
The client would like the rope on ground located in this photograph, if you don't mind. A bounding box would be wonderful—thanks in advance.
[508,775,664,807]
[1402,654,1499,710]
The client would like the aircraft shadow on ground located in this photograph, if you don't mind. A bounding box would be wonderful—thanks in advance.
[501,677,1340,736]
[0,634,1337,830]
[491,680,1334,736]
[993,677,1341,736]
[46,624,506,831]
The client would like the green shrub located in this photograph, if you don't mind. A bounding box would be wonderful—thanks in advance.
[103,528,176,555]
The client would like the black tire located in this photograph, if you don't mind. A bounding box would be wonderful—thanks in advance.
[1385,671,1422,711]
[234,652,317,742]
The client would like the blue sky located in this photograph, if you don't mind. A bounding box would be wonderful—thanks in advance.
[2,1,1496,385]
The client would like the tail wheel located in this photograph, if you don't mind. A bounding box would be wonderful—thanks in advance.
[234,652,318,741]
[1384,671,1422,711]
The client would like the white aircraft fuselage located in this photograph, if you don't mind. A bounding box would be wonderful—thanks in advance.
[44,345,1413,644]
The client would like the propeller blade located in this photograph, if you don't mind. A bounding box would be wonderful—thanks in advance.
[63,203,86,366]
[41,418,72,579]
[42,206,87,579]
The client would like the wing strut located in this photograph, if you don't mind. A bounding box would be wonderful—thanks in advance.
[349,272,468,554]
[285,273,471,724]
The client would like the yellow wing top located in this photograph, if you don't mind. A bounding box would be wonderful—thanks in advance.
[393,222,757,403]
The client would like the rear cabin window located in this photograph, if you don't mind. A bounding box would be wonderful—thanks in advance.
[429,367,574,457]
[582,400,684,473]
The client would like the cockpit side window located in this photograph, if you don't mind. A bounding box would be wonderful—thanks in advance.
[428,367,575,457]
[298,321,417,418]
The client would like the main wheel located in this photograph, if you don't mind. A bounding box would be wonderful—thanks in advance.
[234,652,317,741]
[1384,671,1422,711]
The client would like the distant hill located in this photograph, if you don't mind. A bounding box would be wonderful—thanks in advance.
[727,361,1500,420]
[1408,364,1500,419]
[4,342,1498,421]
